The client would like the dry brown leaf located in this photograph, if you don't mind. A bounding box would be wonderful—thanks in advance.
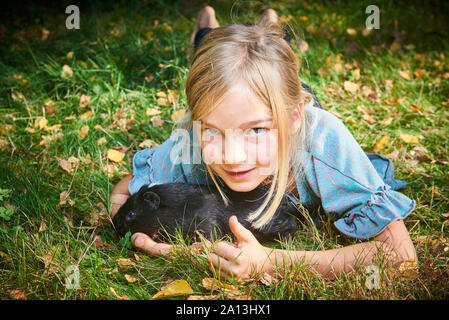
[346,28,357,36]
[58,191,75,207]
[317,67,329,76]
[152,279,193,299]
[397,70,412,80]
[167,89,179,104]
[124,274,139,283]
[150,116,165,127]
[146,108,162,116]
[38,221,47,232]
[79,94,91,109]
[97,137,107,145]
[56,157,72,173]
[343,81,360,94]
[110,287,129,300]
[362,114,375,124]
[8,289,27,300]
[390,41,401,51]
[138,139,158,149]
[117,258,136,269]
[188,294,220,300]
[398,260,419,280]
[80,110,94,120]
[77,125,89,140]
[34,117,49,130]
[379,117,393,125]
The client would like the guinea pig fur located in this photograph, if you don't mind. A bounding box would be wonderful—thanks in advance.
[112,183,302,243]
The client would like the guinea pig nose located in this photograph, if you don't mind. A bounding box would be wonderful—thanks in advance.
[125,211,136,222]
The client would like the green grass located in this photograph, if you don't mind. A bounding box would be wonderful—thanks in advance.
[0,0,448,300]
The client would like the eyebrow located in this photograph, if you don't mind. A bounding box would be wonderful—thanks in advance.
[203,118,273,129]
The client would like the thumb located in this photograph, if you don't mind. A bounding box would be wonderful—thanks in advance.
[229,215,257,245]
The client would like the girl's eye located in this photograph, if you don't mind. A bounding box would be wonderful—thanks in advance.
[247,128,267,136]
[203,128,221,136]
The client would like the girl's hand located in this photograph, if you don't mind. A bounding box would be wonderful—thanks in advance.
[207,216,274,281]
[131,233,204,256]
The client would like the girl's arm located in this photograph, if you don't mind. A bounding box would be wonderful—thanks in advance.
[109,174,133,217]
[207,217,417,281]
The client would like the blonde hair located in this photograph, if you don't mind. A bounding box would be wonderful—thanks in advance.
[185,20,310,229]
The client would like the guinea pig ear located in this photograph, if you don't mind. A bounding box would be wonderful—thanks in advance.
[142,191,160,210]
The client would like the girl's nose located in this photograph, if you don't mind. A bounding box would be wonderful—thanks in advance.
[223,130,247,164]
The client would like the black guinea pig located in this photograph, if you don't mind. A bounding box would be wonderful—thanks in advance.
[112,183,302,243]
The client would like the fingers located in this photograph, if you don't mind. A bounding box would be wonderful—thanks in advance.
[131,232,172,256]
[229,215,256,245]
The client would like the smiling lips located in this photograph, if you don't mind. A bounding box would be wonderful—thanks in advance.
[223,168,256,180]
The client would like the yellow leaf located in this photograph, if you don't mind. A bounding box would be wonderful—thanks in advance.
[362,28,372,37]
[343,81,360,94]
[351,68,360,80]
[34,117,49,130]
[397,70,411,80]
[107,149,125,163]
[80,110,94,120]
[167,89,179,104]
[77,125,89,140]
[400,133,419,144]
[146,108,162,116]
[66,51,74,60]
[171,108,186,122]
[124,274,139,283]
[346,28,357,36]
[201,277,239,292]
[152,279,193,299]
[110,287,129,300]
[157,97,169,106]
[39,221,47,232]
[97,137,107,145]
[362,113,375,124]
[373,136,389,153]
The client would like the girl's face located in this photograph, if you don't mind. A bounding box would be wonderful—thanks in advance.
[201,82,278,192]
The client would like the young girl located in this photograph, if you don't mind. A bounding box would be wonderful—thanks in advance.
[110,7,417,280]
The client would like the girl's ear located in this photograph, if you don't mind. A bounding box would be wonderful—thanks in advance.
[290,102,304,135]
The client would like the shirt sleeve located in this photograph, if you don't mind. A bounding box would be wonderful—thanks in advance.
[296,106,416,239]
[128,130,211,195]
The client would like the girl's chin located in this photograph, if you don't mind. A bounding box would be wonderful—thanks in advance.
[221,178,265,193]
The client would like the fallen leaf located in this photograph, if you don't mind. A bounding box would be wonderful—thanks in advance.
[8,289,27,300]
[93,235,104,247]
[77,125,89,140]
[80,110,94,121]
[124,274,139,283]
[343,81,360,94]
[413,69,428,78]
[362,28,372,37]
[317,67,329,76]
[66,51,74,60]
[346,28,357,36]
[390,41,401,51]
[107,149,125,163]
[351,68,360,80]
[167,89,179,104]
[373,135,389,152]
[398,260,419,280]
[58,191,75,207]
[362,114,375,124]
[138,139,158,149]
[146,108,162,116]
[61,65,73,79]
[79,94,91,109]
[110,287,129,300]
[34,117,49,130]
[379,117,393,125]
[97,137,107,145]
[152,279,193,299]
[150,116,165,127]
[117,258,136,269]
[400,133,419,144]
[171,108,186,122]
[188,294,220,300]
[397,70,412,80]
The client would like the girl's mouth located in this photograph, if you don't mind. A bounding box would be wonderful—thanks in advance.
[223,168,256,181]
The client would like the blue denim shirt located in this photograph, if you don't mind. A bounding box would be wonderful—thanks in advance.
[128,104,415,240]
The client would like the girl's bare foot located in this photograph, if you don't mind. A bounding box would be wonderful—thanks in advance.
[260,8,278,25]
[189,6,220,46]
